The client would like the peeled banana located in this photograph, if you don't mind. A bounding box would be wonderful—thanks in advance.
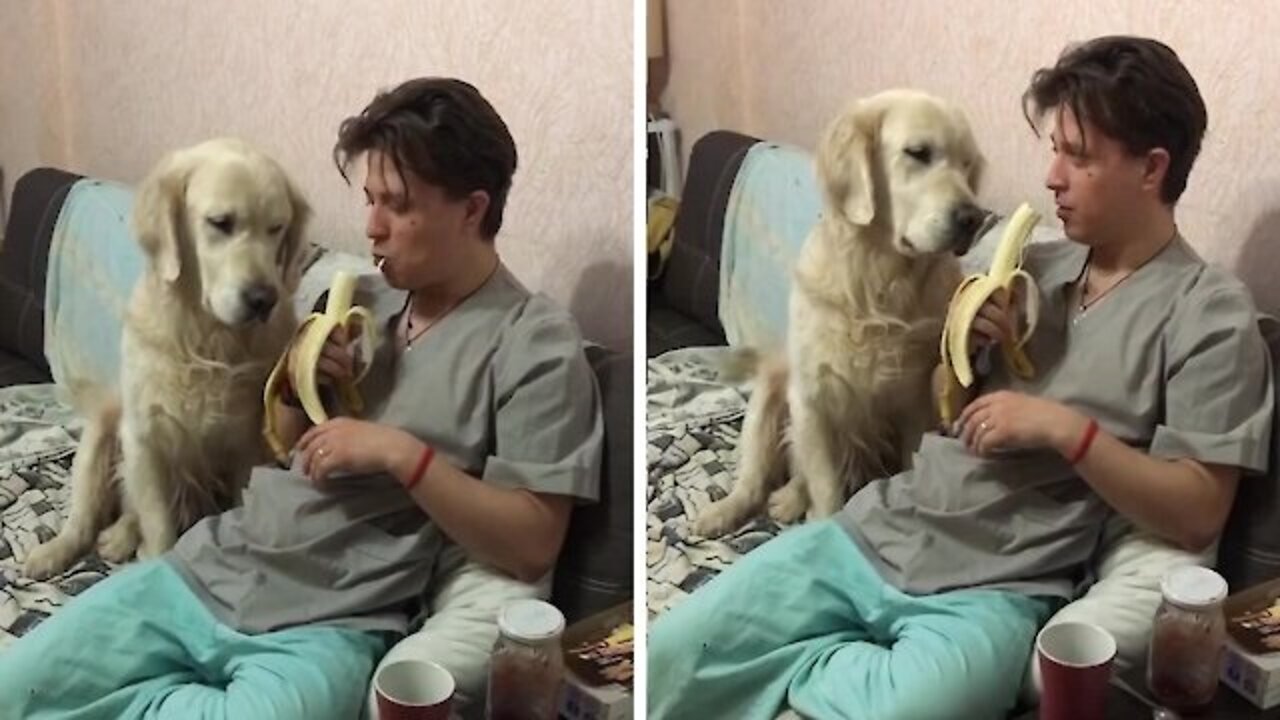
[937,203,1042,426]
[263,270,378,461]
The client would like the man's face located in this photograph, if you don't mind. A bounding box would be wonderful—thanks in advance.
[363,150,484,290]
[1044,105,1152,245]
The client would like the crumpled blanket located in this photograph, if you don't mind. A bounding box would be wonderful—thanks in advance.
[645,347,787,618]
[0,383,112,651]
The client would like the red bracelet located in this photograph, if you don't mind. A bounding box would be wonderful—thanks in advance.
[405,445,435,491]
[1068,418,1099,465]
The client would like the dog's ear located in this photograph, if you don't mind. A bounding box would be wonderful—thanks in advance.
[817,100,880,226]
[968,151,987,195]
[134,149,195,283]
[279,176,313,291]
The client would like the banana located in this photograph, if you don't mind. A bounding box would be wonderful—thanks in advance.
[937,202,1042,426]
[262,270,378,461]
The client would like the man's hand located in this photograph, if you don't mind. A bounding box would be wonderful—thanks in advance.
[296,417,420,487]
[956,390,1089,457]
[969,288,1014,349]
[310,325,355,386]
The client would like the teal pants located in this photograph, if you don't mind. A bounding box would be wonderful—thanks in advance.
[648,521,1052,720]
[0,560,389,720]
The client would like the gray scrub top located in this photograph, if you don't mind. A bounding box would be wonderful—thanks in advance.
[166,264,604,634]
[838,237,1274,600]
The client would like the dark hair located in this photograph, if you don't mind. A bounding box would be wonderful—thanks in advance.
[1023,35,1207,204]
[334,77,518,237]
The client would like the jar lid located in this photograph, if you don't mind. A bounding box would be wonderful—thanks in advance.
[1161,566,1228,609]
[499,599,565,643]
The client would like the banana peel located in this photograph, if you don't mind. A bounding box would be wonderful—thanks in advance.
[937,203,1042,426]
[263,270,378,461]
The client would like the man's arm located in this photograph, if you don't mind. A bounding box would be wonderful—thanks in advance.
[1071,285,1274,553]
[386,313,600,584]
[387,444,572,583]
[1048,415,1238,553]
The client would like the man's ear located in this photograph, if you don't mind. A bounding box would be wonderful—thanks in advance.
[1143,147,1171,197]
[134,149,196,283]
[465,189,491,233]
[816,100,881,226]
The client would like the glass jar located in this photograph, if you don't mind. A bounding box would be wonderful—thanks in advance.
[1146,565,1228,712]
[486,599,566,720]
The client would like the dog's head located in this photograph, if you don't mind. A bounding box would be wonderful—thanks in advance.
[133,138,310,327]
[817,89,989,256]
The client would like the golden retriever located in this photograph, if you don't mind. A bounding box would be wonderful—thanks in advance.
[695,89,989,537]
[24,138,309,579]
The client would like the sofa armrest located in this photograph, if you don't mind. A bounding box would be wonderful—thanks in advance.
[552,345,634,623]
[1217,316,1280,589]
[649,131,760,350]
[0,168,84,385]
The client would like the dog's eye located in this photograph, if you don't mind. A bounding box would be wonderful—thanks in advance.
[268,224,285,235]
[904,145,933,164]
[206,215,234,234]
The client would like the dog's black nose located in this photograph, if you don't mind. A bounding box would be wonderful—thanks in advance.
[950,203,992,254]
[242,285,278,319]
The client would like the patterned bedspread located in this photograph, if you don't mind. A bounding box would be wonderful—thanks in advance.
[646,347,785,618]
[0,383,114,651]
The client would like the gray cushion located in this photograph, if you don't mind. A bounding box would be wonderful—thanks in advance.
[552,345,634,622]
[0,349,49,387]
[0,168,81,380]
[1218,315,1280,589]
[648,131,759,348]
[647,302,725,358]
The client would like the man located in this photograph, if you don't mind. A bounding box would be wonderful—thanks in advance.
[649,36,1272,720]
[0,77,603,720]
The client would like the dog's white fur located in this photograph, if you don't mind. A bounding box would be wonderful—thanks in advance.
[24,138,309,579]
[696,90,988,536]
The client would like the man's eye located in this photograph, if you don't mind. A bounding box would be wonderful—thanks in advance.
[206,215,234,234]
[905,145,933,164]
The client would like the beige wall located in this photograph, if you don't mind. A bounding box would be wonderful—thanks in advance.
[0,1,634,350]
[660,1,1280,313]
[0,2,69,215]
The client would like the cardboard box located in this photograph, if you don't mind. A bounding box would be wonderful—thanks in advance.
[1222,637,1280,710]
[1220,577,1280,709]
[559,602,634,720]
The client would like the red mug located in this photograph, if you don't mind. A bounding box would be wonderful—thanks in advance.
[1037,621,1117,720]
[374,659,455,720]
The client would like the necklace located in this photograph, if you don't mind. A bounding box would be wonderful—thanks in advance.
[401,308,436,349]
[399,261,500,351]
[1073,233,1176,325]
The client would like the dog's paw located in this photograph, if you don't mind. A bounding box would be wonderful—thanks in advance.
[23,541,74,580]
[97,521,140,564]
[767,484,809,525]
[136,541,164,561]
[805,488,848,520]
[693,503,740,539]
[135,532,177,561]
